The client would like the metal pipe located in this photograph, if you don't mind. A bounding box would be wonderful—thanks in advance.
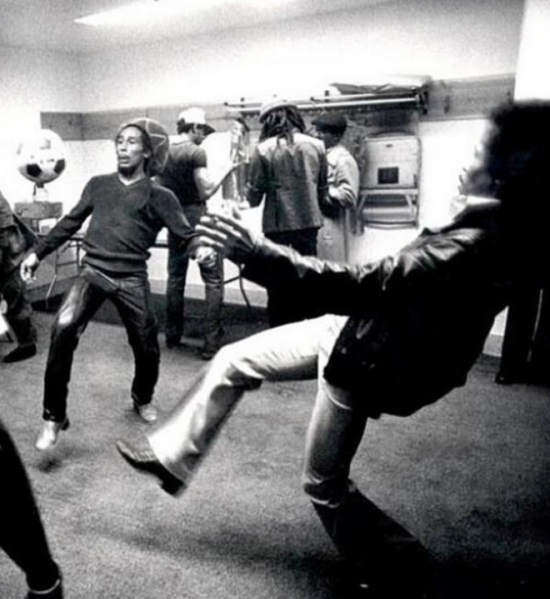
[226,96,420,115]
[309,92,420,103]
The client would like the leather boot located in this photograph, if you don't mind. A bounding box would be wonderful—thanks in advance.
[116,438,185,496]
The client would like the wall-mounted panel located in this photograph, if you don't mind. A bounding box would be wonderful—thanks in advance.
[81,110,145,141]
[423,75,515,121]
[40,112,83,141]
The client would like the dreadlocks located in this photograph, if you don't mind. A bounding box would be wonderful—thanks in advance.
[259,106,306,143]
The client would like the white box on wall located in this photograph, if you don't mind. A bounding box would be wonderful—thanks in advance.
[359,134,421,190]
[358,134,421,229]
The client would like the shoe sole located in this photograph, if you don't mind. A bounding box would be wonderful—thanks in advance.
[115,441,185,497]
[2,347,37,363]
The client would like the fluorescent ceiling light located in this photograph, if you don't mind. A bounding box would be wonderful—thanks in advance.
[75,0,291,27]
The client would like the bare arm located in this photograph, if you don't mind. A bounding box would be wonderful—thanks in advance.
[193,163,238,202]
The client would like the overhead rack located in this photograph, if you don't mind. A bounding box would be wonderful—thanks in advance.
[225,83,429,116]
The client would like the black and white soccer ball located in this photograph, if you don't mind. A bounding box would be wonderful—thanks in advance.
[16,129,66,186]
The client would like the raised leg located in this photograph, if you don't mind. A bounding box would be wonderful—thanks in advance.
[145,316,339,485]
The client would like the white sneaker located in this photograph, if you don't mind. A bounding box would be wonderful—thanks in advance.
[133,403,159,423]
[35,419,70,451]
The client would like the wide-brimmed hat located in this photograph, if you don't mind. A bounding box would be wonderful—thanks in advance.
[177,107,215,135]
[258,99,298,122]
[118,118,170,176]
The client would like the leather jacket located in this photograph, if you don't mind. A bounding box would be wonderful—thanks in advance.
[242,202,512,418]
[0,191,37,276]
[246,132,328,234]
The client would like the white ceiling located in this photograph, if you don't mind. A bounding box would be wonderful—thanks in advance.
[0,0,395,54]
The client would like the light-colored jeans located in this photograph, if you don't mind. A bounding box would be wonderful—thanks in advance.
[147,314,428,577]
[147,314,368,507]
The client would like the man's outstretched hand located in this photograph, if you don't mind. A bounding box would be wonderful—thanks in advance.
[20,252,40,283]
[196,209,261,264]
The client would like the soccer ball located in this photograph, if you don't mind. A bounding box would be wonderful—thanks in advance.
[16,129,66,186]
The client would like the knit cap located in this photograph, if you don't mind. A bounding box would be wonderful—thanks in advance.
[118,118,170,176]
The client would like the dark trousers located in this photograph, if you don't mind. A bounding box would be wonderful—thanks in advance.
[43,265,160,422]
[498,282,550,383]
[528,288,550,383]
[0,417,60,591]
[264,228,318,327]
[165,204,224,346]
[0,267,37,346]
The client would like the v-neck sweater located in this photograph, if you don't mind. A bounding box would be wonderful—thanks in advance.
[35,173,196,274]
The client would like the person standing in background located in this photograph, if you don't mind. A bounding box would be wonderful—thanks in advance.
[0,189,37,364]
[245,100,328,326]
[312,113,360,263]
[157,107,237,360]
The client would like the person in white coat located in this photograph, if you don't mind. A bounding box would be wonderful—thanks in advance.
[312,113,359,263]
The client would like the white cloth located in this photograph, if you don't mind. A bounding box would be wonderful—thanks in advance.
[317,144,359,263]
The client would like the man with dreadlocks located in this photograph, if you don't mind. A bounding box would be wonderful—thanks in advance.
[245,100,328,326]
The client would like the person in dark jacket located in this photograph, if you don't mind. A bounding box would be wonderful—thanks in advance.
[0,416,63,598]
[0,190,37,363]
[20,118,207,452]
[115,101,550,596]
[245,100,328,327]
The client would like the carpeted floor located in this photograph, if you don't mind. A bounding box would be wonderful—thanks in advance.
[1,301,550,598]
